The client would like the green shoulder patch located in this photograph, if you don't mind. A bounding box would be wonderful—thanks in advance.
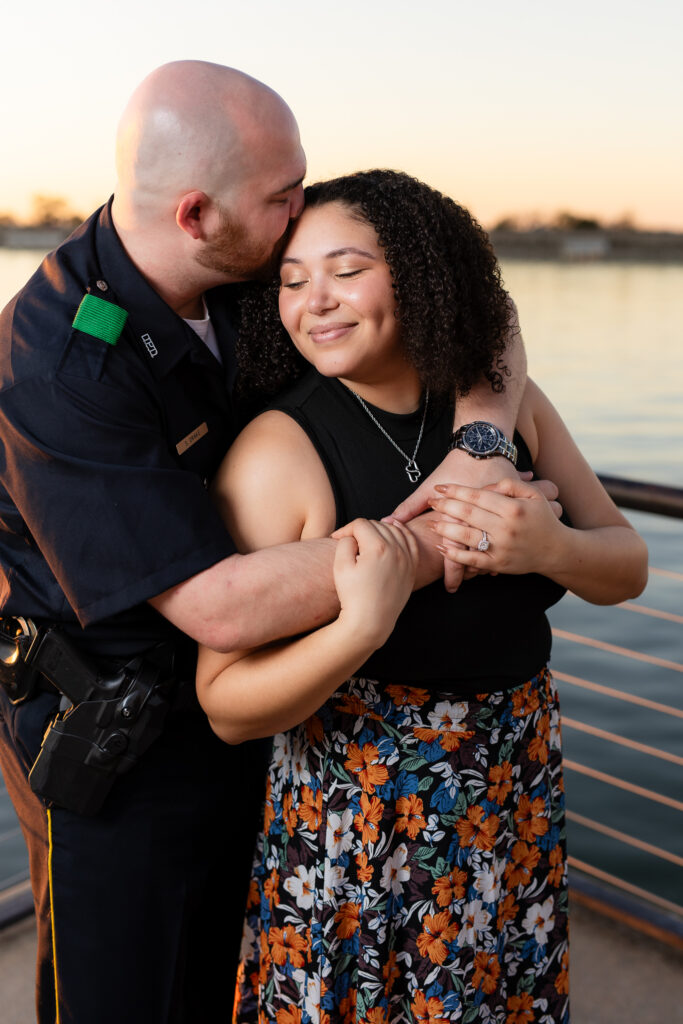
[72,292,128,346]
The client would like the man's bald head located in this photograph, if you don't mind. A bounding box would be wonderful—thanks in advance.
[111,61,306,304]
[115,61,301,212]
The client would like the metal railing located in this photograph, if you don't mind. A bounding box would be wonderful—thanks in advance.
[562,474,683,946]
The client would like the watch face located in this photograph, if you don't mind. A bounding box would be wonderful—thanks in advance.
[464,421,499,455]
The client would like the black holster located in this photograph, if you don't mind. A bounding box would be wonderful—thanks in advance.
[0,619,176,816]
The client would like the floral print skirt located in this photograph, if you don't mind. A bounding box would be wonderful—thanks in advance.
[234,667,569,1024]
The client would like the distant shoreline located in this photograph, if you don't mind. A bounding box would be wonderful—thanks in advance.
[491,227,683,263]
[2,224,683,264]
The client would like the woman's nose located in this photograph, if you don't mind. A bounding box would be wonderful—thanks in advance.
[306,279,337,314]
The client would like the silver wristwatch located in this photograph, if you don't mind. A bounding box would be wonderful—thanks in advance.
[449,421,518,465]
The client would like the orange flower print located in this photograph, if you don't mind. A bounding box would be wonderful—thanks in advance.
[306,714,324,746]
[354,793,384,846]
[455,805,501,851]
[527,712,550,764]
[548,845,564,888]
[411,990,448,1022]
[258,929,272,985]
[554,949,570,994]
[282,790,298,837]
[335,900,361,939]
[345,742,389,793]
[511,682,541,719]
[263,776,275,834]
[514,794,549,843]
[382,949,400,993]
[298,785,323,833]
[263,868,280,910]
[472,950,501,994]
[356,850,374,883]
[432,868,467,907]
[385,684,431,708]
[361,1009,388,1024]
[504,841,541,888]
[487,762,513,804]
[339,988,357,1023]
[246,876,260,909]
[395,793,427,839]
[269,925,307,969]
[497,891,519,930]
[506,991,535,1023]
[276,1008,303,1024]
[416,910,458,964]
[335,694,370,717]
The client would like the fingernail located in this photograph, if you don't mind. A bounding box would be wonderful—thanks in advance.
[435,544,448,554]
[434,485,448,493]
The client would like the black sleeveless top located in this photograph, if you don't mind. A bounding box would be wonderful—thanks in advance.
[269,370,566,696]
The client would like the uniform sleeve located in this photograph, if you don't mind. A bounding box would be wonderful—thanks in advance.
[0,370,236,627]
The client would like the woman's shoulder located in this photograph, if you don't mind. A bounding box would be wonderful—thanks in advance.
[213,384,336,548]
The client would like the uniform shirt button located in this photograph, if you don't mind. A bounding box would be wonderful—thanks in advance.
[96,280,109,292]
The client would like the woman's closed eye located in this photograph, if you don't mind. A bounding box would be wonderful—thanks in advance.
[336,269,364,279]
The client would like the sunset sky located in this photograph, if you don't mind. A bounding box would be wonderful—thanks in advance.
[2,0,681,229]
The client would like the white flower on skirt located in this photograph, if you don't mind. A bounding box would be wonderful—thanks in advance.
[283,864,316,910]
[380,843,411,896]
[522,895,556,945]
[473,859,505,904]
[457,899,492,946]
[326,809,355,859]
[428,700,469,733]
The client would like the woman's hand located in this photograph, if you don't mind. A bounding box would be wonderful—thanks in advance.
[333,519,419,648]
[428,478,565,577]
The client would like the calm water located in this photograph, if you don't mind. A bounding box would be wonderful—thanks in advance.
[0,251,682,908]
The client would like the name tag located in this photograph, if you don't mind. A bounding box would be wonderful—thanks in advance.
[176,422,209,455]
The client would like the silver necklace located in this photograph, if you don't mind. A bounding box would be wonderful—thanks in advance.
[347,387,430,483]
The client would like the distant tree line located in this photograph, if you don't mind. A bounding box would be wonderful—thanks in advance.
[492,211,641,232]
[0,195,84,230]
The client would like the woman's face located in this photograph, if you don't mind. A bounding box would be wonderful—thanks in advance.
[278,201,413,389]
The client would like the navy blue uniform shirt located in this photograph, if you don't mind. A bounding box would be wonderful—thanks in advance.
[0,201,239,660]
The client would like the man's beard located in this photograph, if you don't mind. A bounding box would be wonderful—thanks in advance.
[195,207,290,282]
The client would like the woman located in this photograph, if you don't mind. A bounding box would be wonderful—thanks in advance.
[196,170,647,1024]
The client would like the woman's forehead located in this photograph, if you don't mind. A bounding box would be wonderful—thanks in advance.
[282,201,379,258]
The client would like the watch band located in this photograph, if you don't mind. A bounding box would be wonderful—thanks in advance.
[449,422,518,465]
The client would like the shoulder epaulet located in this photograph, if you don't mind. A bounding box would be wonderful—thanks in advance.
[72,292,128,346]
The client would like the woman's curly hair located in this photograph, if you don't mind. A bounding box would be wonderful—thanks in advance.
[236,169,513,400]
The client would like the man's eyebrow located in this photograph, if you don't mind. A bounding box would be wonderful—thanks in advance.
[280,247,376,265]
[272,176,305,197]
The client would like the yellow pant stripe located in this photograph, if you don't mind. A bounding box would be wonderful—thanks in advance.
[46,808,61,1024]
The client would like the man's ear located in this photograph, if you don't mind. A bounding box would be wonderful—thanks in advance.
[176,191,211,240]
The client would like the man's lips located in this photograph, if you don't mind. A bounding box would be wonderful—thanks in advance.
[308,322,356,343]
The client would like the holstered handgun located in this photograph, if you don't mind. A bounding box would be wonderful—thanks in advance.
[0,619,176,816]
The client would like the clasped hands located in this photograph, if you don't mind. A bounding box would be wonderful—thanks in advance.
[389,449,563,592]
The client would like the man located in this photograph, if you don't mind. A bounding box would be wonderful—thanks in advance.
[0,61,527,1023]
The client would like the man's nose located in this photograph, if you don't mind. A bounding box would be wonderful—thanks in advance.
[289,185,305,221]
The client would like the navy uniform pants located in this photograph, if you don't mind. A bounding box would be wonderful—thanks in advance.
[0,685,268,1024]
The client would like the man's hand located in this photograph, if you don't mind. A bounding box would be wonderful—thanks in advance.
[389,449,522,592]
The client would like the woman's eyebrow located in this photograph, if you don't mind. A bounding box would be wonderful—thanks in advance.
[281,247,376,266]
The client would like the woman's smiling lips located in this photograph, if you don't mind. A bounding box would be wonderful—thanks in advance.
[308,322,357,343]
